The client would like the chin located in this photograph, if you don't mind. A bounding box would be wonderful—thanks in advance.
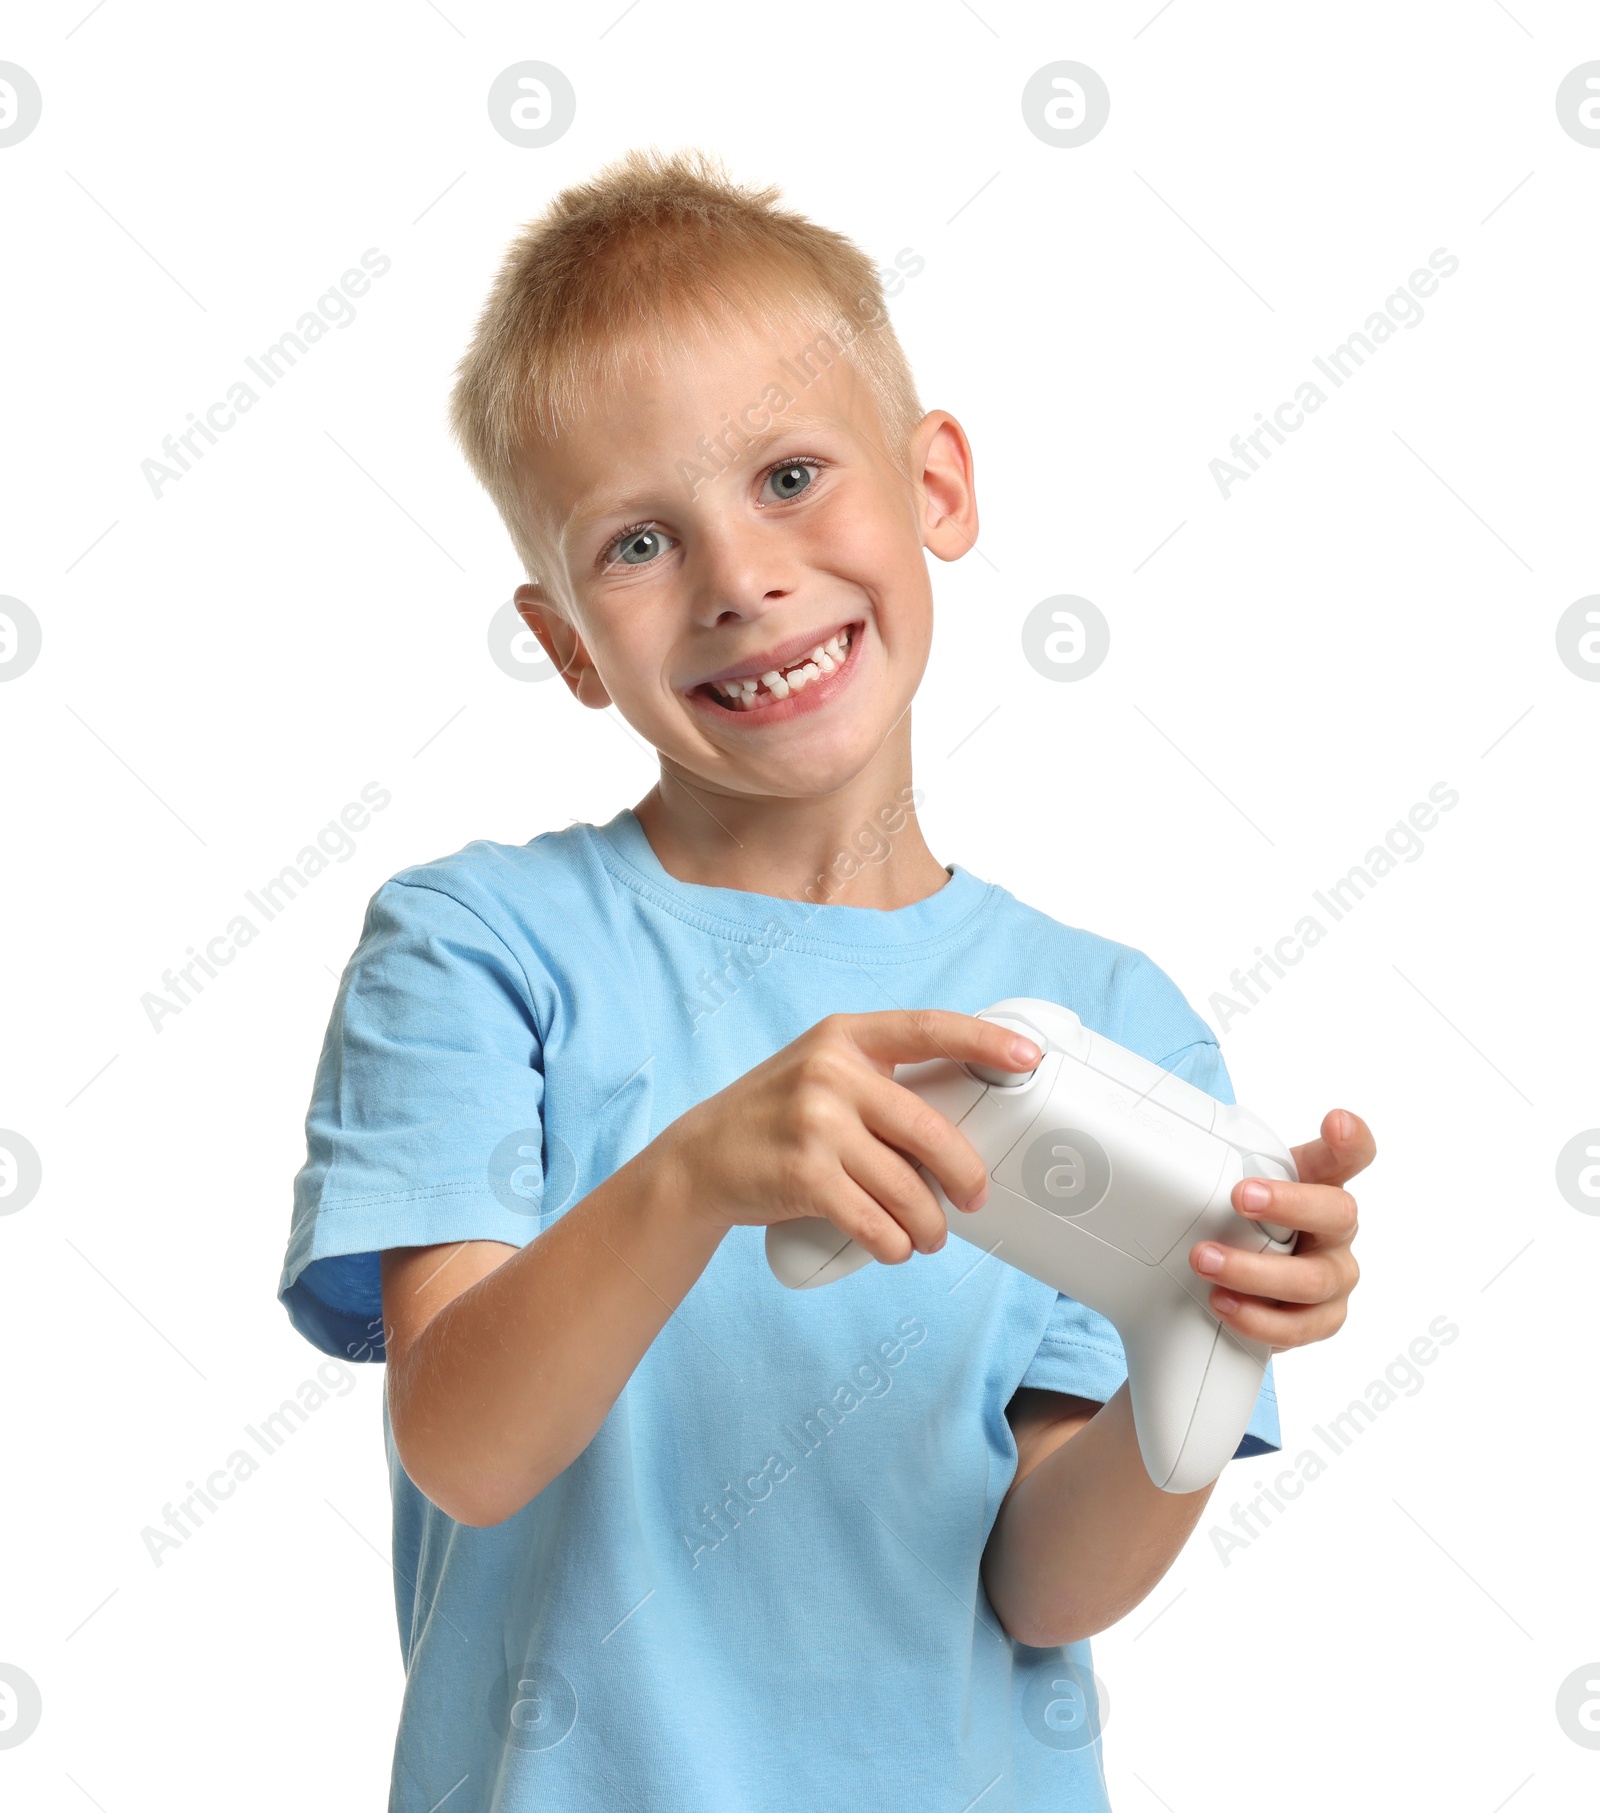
[760,746,899,802]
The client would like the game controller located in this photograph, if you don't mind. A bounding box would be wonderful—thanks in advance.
[766,999,1299,1494]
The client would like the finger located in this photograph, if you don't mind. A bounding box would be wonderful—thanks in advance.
[1207,1287,1347,1350]
[815,1170,921,1267]
[856,1069,990,1210]
[1233,1175,1359,1244]
[1191,1237,1357,1307]
[842,1009,1042,1078]
[839,1133,950,1257]
[1289,1109,1376,1189]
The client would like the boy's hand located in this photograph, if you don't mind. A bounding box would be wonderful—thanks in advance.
[1189,1108,1373,1352]
[663,1010,1041,1263]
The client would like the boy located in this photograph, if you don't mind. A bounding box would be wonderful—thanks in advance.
[278,148,1369,1811]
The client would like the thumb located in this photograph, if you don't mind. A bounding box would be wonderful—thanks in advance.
[1291,1108,1376,1186]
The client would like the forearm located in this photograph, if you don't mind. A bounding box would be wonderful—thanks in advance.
[981,1384,1216,1647]
[388,1135,725,1525]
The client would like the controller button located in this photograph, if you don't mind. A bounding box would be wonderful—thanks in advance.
[1239,1154,1296,1243]
[966,1060,1036,1088]
[967,1012,1047,1088]
[1242,1151,1293,1182]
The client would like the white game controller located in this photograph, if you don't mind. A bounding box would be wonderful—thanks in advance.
[766,999,1299,1494]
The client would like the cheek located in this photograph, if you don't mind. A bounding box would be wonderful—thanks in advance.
[587,606,674,700]
[821,497,926,610]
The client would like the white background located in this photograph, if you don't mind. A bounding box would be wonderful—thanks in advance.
[2,2,1597,1807]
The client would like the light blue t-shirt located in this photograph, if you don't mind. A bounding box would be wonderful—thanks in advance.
[278,808,1279,1812]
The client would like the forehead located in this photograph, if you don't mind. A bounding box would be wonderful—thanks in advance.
[516,308,884,533]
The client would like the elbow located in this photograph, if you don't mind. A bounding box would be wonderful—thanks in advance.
[451,1501,520,1530]
[997,1601,1098,1649]
[984,1562,1109,1648]
[1021,1614,1105,1648]
[386,1370,567,1525]
[998,1581,1150,1647]
[389,1427,556,1528]
[404,1465,539,1529]
[430,1484,518,1529]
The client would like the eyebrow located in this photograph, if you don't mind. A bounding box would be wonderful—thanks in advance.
[558,411,848,545]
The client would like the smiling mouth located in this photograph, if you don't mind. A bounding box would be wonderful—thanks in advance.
[694,624,859,713]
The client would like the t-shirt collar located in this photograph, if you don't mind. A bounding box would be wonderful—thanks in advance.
[591,806,993,962]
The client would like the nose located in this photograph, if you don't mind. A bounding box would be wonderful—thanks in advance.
[690,514,796,628]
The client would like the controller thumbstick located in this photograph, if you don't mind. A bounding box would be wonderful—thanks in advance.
[1241,1152,1299,1246]
[965,1013,1046,1088]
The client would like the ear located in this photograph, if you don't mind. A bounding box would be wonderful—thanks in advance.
[514,583,613,709]
[910,413,979,563]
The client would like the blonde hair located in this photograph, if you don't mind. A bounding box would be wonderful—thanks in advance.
[448,146,924,587]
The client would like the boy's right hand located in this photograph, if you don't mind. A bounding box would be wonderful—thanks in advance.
[658,1011,1043,1266]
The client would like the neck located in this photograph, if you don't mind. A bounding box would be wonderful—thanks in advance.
[632,718,948,909]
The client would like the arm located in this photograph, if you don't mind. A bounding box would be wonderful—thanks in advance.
[383,1009,1039,1528]
[982,1108,1373,1646]
[981,1385,1215,1647]
[381,1136,721,1528]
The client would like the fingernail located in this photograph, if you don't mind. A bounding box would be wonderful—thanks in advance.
[964,1186,989,1212]
[1239,1179,1271,1213]
[1213,1290,1241,1314]
[1194,1243,1225,1274]
[1011,1038,1042,1064]
[1335,1109,1353,1141]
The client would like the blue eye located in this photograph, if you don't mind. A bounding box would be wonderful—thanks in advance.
[765,462,816,501]
[613,526,674,567]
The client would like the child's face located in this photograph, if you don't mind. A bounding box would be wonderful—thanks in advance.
[514,308,977,803]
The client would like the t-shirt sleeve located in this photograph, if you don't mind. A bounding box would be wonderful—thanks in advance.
[1015,1030,1282,1460]
[276,876,556,1363]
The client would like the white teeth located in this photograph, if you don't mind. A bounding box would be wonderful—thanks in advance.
[708,628,853,707]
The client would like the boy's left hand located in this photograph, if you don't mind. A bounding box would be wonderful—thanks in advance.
[1189,1108,1373,1352]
